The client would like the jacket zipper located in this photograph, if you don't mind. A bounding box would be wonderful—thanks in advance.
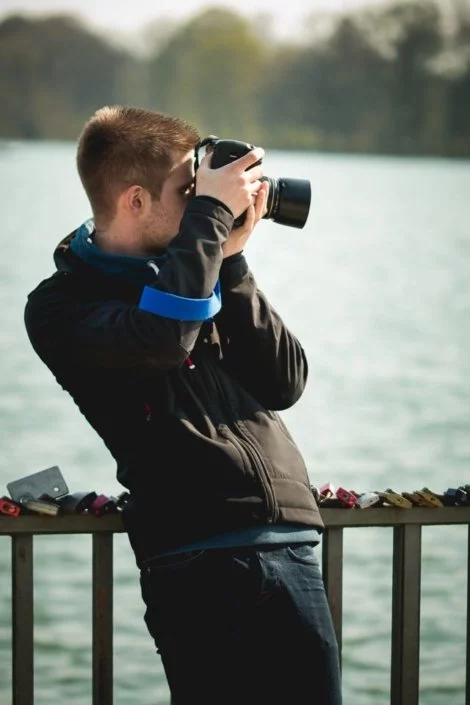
[201,359,278,523]
[233,420,278,523]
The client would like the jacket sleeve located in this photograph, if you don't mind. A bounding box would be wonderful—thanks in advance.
[25,198,233,374]
[215,253,308,410]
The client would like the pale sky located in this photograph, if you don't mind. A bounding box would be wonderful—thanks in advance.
[0,0,394,38]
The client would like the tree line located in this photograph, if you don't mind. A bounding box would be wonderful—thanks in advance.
[0,0,469,156]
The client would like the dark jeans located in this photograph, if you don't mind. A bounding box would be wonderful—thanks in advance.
[140,543,342,705]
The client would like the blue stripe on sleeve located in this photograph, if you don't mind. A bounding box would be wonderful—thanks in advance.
[138,280,221,321]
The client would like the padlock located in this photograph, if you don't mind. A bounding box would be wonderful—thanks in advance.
[414,488,443,508]
[443,488,467,506]
[401,492,422,507]
[319,482,336,499]
[0,496,21,517]
[319,496,344,508]
[20,497,59,516]
[409,491,434,508]
[457,486,470,505]
[7,466,68,503]
[336,487,357,508]
[56,491,98,514]
[356,492,382,509]
[90,494,119,517]
[380,489,412,509]
[110,492,130,510]
[310,486,321,503]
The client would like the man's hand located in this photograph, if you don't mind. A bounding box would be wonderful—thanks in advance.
[222,181,269,258]
[195,147,265,219]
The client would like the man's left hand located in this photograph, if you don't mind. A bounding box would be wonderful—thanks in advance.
[222,181,269,259]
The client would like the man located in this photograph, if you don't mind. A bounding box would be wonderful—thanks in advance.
[25,106,341,705]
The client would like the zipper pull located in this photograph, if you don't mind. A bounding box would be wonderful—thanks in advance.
[144,402,152,422]
[186,356,196,370]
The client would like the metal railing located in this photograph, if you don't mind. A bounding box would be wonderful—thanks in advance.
[1,507,470,705]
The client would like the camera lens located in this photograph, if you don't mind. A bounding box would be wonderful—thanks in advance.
[261,176,311,229]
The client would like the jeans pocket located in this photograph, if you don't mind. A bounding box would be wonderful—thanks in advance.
[143,549,207,574]
[286,543,319,566]
[140,550,209,642]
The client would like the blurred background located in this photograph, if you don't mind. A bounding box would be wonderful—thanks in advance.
[0,1,469,704]
[0,0,469,153]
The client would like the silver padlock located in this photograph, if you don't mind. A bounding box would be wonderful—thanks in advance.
[356,492,381,509]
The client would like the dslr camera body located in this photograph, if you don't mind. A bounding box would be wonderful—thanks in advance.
[195,136,311,229]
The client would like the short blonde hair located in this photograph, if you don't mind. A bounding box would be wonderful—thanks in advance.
[76,106,200,227]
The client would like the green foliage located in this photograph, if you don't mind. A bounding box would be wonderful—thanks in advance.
[147,8,267,140]
[0,1,469,156]
[0,14,140,139]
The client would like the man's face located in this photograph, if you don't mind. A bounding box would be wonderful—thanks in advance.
[142,150,195,251]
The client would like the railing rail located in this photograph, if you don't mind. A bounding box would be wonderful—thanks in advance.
[1,507,470,705]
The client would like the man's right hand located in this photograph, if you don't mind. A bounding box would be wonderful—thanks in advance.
[195,147,265,219]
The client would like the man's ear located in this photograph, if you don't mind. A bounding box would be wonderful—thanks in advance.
[122,185,151,216]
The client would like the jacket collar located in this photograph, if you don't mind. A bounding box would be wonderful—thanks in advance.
[54,219,166,286]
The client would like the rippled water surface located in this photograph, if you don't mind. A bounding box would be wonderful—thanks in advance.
[0,142,469,704]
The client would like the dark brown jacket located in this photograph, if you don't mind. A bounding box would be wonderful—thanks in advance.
[25,197,323,565]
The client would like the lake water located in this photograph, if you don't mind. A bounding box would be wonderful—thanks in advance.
[0,142,469,705]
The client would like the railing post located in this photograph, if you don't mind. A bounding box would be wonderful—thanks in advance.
[12,534,34,705]
[390,524,422,705]
[92,532,114,705]
[322,526,344,665]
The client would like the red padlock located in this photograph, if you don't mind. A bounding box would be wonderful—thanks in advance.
[336,487,358,508]
[0,497,21,517]
[90,494,119,517]
[319,482,336,499]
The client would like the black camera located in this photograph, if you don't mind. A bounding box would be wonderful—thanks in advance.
[195,136,311,229]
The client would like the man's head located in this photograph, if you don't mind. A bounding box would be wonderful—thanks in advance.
[76,106,200,252]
